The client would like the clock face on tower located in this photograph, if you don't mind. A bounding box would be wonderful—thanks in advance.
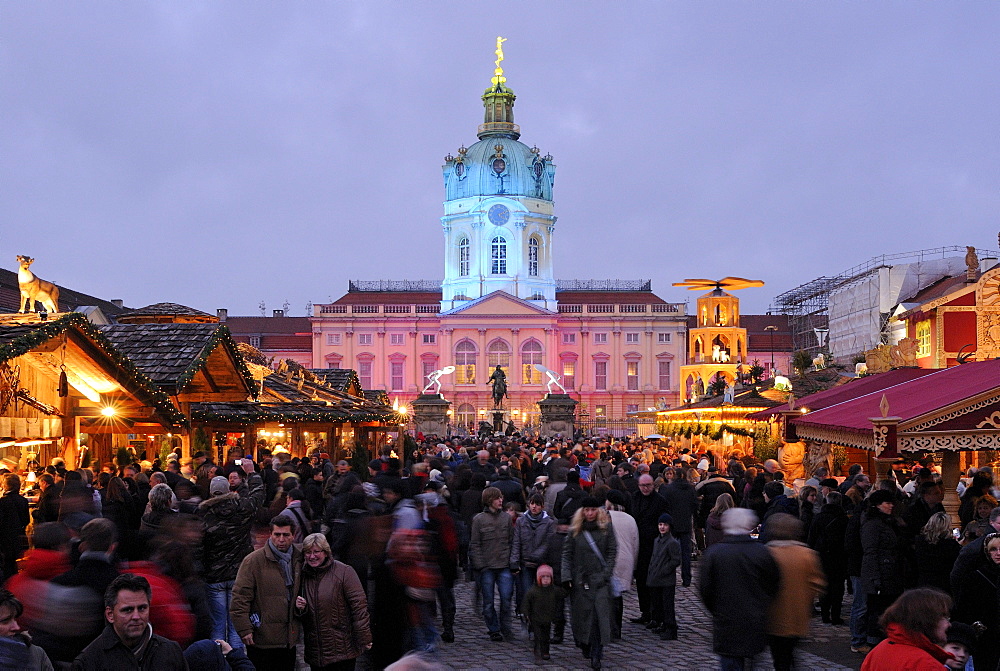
[488,204,510,226]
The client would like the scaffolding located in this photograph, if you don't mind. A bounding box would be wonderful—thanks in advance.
[770,246,994,356]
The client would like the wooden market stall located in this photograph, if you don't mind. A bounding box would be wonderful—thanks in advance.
[0,313,185,470]
[99,322,256,461]
[191,366,398,463]
[789,358,1000,524]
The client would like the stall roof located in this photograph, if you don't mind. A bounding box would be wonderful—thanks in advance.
[793,359,1000,435]
[308,369,363,396]
[747,367,937,421]
[0,313,185,426]
[100,323,256,399]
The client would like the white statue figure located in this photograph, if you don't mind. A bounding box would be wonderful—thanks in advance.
[533,363,568,394]
[773,375,793,392]
[421,365,456,395]
[812,353,826,370]
[723,382,735,404]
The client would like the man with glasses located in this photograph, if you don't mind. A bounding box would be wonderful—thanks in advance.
[629,474,668,626]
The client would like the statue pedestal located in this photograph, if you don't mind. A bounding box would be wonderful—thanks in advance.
[537,393,578,439]
[491,410,506,433]
[411,394,451,438]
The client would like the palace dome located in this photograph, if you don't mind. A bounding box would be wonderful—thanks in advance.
[443,135,554,201]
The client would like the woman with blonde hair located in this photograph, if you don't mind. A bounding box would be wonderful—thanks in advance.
[913,512,961,593]
[961,494,998,543]
[294,533,372,671]
[705,493,734,548]
[561,497,617,670]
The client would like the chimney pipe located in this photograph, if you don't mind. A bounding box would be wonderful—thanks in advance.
[273,309,284,318]
[217,308,228,322]
[111,299,124,308]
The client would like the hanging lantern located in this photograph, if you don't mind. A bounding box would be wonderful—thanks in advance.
[58,365,69,397]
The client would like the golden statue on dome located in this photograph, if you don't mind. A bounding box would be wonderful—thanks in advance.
[491,36,507,86]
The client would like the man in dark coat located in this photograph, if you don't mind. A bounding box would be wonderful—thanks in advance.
[699,507,780,668]
[0,474,30,581]
[761,481,799,531]
[493,465,526,510]
[695,469,737,529]
[660,470,699,586]
[553,470,586,524]
[951,506,1000,615]
[72,573,186,670]
[629,474,669,624]
[807,491,849,624]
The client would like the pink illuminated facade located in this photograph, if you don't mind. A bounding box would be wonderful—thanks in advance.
[310,283,686,428]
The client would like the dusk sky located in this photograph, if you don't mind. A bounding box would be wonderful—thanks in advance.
[2,3,997,316]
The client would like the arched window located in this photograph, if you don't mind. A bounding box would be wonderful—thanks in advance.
[528,237,539,277]
[458,237,470,277]
[491,236,507,274]
[455,340,477,384]
[487,339,510,371]
[456,403,476,432]
[521,339,543,384]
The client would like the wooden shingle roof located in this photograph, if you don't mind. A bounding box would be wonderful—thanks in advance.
[100,323,255,397]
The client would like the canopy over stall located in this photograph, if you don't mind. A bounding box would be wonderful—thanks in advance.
[791,358,1000,523]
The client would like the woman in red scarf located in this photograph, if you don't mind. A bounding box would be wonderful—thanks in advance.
[861,587,953,671]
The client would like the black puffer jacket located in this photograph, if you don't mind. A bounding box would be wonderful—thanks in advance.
[860,509,903,595]
[197,473,264,583]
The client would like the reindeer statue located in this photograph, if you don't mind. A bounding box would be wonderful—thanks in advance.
[16,256,60,314]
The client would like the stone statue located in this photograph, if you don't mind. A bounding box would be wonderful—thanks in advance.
[488,365,508,408]
[16,255,60,314]
[421,365,456,395]
[533,363,568,394]
[967,246,979,280]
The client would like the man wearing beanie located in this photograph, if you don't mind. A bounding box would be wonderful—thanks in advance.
[198,461,264,653]
[645,513,681,640]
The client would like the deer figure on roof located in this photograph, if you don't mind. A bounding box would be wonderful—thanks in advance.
[16,255,60,314]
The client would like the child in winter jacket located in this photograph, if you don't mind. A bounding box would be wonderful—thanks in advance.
[646,513,682,640]
[522,564,565,662]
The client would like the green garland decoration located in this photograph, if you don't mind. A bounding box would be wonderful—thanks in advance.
[660,422,755,440]
[0,314,186,426]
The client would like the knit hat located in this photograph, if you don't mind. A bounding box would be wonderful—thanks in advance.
[580,496,601,509]
[658,513,673,526]
[819,478,839,488]
[183,639,228,671]
[945,622,977,653]
[536,564,554,584]
[210,476,230,497]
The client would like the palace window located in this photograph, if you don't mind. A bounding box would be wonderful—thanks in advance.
[626,360,640,391]
[358,361,373,389]
[488,339,511,370]
[916,320,932,357]
[658,360,672,390]
[626,404,639,413]
[390,362,404,391]
[390,333,405,346]
[521,339,543,384]
[658,332,672,344]
[491,237,507,274]
[455,340,477,384]
[422,333,437,344]
[326,333,342,346]
[562,332,576,345]
[358,333,373,346]
[625,332,640,344]
[595,361,608,391]
[249,335,261,348]
[528,237,539,277]
[459,238,470,277]
[457,403,476,430]
[562,360,576,389]
[594,333,608,345]
[422,359,436,383]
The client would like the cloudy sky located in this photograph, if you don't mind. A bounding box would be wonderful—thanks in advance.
[2,2,997,315]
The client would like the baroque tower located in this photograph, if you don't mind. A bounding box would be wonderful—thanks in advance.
[440,38,558,312]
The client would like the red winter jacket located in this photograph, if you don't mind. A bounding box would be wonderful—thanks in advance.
[4,548,71,622]
[861,623,953,671]
[121,560,196,648]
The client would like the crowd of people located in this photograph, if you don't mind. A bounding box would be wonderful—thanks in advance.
[1,435,999,670]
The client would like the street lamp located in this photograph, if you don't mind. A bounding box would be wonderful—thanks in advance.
[764,325,778,377]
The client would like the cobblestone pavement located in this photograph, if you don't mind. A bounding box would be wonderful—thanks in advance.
[429,566,862,671]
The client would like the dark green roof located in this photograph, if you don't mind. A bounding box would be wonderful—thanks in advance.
[308,369,362,393]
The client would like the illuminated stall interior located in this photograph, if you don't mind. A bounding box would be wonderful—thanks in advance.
[0,313,184,471]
